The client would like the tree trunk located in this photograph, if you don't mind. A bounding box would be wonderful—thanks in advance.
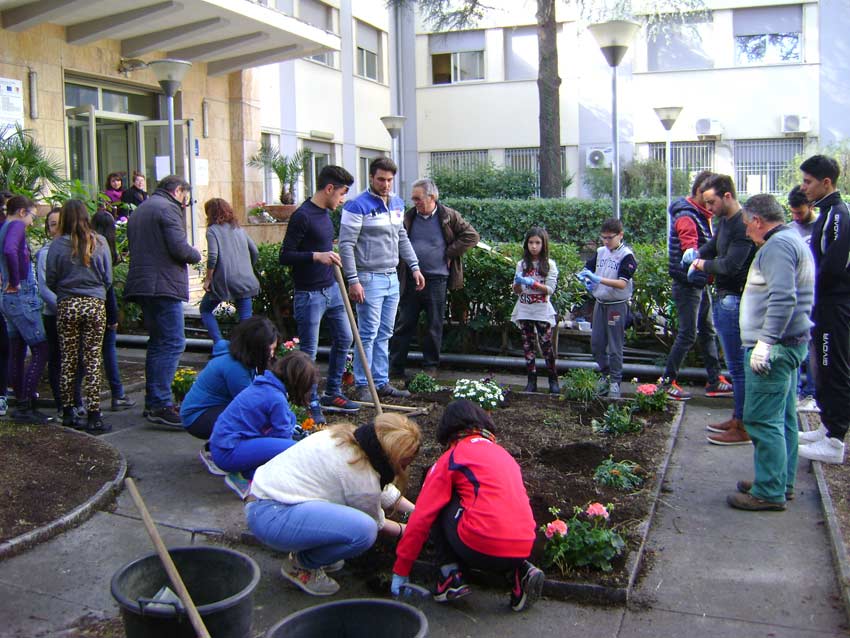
[536,0,562,199]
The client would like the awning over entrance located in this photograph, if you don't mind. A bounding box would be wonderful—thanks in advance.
[0,0,340,75]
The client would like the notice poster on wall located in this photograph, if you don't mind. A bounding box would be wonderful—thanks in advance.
[0,78,24,136]
[195,158,209,186]
[155,156,170,181]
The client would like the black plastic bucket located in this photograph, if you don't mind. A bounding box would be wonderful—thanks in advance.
[265,598,428,638]
[110,546,260,638]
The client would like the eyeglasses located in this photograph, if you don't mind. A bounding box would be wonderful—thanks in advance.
[599,234,618,241]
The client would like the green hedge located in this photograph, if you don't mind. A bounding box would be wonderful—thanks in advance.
[440,197,668,247]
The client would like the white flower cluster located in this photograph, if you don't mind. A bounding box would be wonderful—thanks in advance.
[452,378,504,411]
[212,301,237,319]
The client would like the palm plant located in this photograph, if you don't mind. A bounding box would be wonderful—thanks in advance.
[0,124,65,197]
[247,145,312,205]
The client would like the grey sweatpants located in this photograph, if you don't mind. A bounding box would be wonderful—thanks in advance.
[591,300,628,383]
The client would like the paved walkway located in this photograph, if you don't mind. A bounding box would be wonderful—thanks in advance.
[0,352,846,637]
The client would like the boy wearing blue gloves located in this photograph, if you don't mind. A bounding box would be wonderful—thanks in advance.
[579,218,637,399]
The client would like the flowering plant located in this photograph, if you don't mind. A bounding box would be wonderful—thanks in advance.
[407,372,441,394]
[593,457,645,491]
[248,201,276,223]
[631,378,668,413]
[560,368,602,404]
[540,503,625,575]
[342,353,355,386]
[276,337,300,358]
[171,367,198,403]
[212,301,237,323]
[452,378,504,411]
[592,403,640,436]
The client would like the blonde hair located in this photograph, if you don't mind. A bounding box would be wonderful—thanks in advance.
[329,413,421,493]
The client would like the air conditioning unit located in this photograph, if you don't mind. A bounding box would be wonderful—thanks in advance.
[586,146,613,169]
[695,118,723,140]
[782,113,811,136]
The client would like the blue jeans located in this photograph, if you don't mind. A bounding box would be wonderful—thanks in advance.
[743,344,807,503]
[246,499,378,570]
[797,341,816,397]
[293,284,352,401]
[211,437,296,478]
[713,294,745,419]
[353,272,399,389]
[2,285,46,345]
[199,293,252,343]
[140,297,186,409]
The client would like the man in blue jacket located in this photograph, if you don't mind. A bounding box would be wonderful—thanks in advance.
[339,158,424,401]
[125,175,201,427]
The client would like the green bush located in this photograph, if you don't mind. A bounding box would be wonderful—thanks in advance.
[777,140,850,199]
[584,160,691,200]
[429,162,539,199]
[440,197,667,246]
[560,368,602,404]
[253,242,296,336]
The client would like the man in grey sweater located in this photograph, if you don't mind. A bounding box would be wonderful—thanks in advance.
[728,194,814,512]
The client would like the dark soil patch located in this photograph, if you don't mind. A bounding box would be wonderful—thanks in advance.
[0,424,121,544]
[337,389,675,590]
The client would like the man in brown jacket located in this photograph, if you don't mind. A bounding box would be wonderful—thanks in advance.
[389,178,479,378]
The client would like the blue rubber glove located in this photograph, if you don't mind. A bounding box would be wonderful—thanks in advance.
[391,573,409,596]
[686,263,700,283]
[515,275,536,286]
[584,280,598,293]
[580,269,601,284]
[680,248,699,267]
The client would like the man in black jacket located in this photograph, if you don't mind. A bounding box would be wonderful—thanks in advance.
[688,174,756,445]
[798,155,850,464]
[125,175,201,427]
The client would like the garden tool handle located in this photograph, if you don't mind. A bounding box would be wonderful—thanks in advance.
[125,478,212,638]
[333,264,383,415]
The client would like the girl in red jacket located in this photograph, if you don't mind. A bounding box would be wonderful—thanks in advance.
[390,399,544,612]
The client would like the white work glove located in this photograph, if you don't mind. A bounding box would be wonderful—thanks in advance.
[750,340,773,375]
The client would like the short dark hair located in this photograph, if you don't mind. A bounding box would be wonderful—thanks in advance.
[317,165,354,191]
[229,316,280,375]
[270,350,319,407]
[691,170,715,197]
[601,218,623,235]
[800,154,840,183]
[6,195,35,216]
[788,185,808,208]
[437,399,496,445]
[157,175,191,194]
[701,174,737,200]
[369,157,397,176]
[744,194,785,223]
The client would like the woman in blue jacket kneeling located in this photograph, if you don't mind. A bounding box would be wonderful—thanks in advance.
[211,350,317,499]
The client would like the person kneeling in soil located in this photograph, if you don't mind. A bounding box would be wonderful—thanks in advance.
[180,316,279,475]
[390,399,544,612]
[209,350,316,499]
[246,413,420,596]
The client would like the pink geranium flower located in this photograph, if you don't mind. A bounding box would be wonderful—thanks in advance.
[636,383,658,396]
[586,502,609,519]
[545,519,568,539]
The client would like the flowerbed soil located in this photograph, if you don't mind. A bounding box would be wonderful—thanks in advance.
[331,389,675,594]
[0,424,121,545]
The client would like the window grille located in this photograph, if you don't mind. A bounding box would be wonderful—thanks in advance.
[733,138,803,195]
[649,141,715,176]
[429,150,489,171]
[505,146,568,197]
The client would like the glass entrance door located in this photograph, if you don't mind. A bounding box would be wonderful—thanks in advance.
[66,105,96,188]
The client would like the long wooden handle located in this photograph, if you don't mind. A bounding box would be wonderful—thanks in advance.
[333,265,383,415]
[125,478,211,638]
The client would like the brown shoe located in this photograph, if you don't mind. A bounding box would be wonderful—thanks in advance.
[706,416,738,433]
[737,480,794,501]
[727,491,785,511]
[707,420,751,445]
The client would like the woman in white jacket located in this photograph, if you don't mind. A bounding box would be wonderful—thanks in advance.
[246,413,420,596]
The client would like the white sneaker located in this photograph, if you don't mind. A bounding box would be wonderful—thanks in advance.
[798,437,845,464]
[199,447,226,476]
[798,424,827,445]
[0,396,7,416]
[608,382,621,399]
[280,554,340,596]
[797,396,820,413]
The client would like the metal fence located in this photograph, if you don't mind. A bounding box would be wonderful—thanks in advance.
[505,146,568,197]
[429,150,489,171]
[733,138,803,195]
[649,141,715,176]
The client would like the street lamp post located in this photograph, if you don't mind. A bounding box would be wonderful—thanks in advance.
[148,59,192,175]
[653,106,683,213]
[380,114,406,191]
[588,20,641,219]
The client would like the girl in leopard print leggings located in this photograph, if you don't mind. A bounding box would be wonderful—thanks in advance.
[46,200,113,434]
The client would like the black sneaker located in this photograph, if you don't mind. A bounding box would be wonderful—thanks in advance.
[86,411,112,435]
[145,406,183,428]
[378,383,411,399]
[320,393,360,413]
[433,569,471,602]
[510,561,544,612]
[10,400,51,425]
[61,406,83,429]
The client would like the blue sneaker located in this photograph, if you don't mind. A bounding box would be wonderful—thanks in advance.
[224,472,251,500]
